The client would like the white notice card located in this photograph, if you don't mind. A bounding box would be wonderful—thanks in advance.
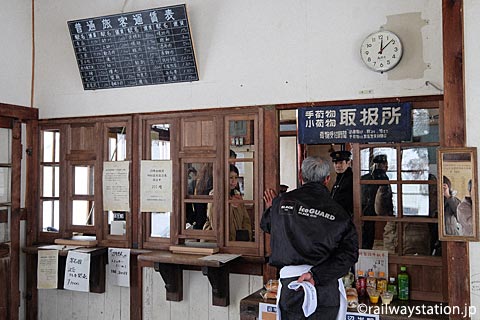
[108,248,130,287]
[37,250,58,289]
[103,161,130,211]
[64,251,90,292]
[140,160,172,212]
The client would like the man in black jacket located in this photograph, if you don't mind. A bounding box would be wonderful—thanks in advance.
[261,156,358,320]
[330,150,353,216]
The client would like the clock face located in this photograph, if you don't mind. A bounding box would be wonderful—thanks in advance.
[360,30,403,72]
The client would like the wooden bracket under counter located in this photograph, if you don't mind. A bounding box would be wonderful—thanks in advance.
[138,250,241,307]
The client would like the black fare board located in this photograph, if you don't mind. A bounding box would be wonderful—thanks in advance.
[67,4,199,90]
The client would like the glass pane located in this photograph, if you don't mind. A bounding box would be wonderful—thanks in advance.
[229,120,255,157]
[0,129,12,163]
[54,132,60,162]
[54,166,60,197]
[74,165,94,195]
[43,166,53,197]
[42,200,59,232]
[72,200,94,226]
[0,167,10,203]
[151,124,170,160]
[228,202,254,242]
[185,202,212,230]
[402,184,430,216]
[412,109,439,141]
[0,206,10,242]
[360,147,397,180]
[402,223,434,256]
[108,127,127,161]
[107,211,127,235]
[361,183,396,217]
[362,221,398,253]
[230,162,254,201]
[42,130,59,163]
[151,212,171,238]
[42,131,54,162]
[401,147,435,180]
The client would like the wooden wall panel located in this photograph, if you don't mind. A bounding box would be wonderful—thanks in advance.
[181,118,215,149]
[0,258,10,318]
[69,125,96,151]
[141,267,262,320]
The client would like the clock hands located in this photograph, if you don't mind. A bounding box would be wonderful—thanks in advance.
[379,39,394,54]
[378,38,383,54]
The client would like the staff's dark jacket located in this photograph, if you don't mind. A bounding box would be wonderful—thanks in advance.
[330,167,353,215]
[261,182,359,307]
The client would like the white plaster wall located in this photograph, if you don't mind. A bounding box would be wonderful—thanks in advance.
[0,0,32,107]
[465,1,480,319]
[38,269,262,320]
[33,0,443,119]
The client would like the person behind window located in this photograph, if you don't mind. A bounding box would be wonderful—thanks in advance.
[443,176,462,236]
[361,154,393,249]
[190,163,213,230]
[457,179,472,236]
[228,164,252,241]
[330,150,353,216]
[261,156,358,320]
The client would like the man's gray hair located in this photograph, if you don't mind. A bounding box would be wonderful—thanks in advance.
[301,156,331,184]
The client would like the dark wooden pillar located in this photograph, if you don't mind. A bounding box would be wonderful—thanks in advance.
[442,1,470,319]
[262,106,279,283]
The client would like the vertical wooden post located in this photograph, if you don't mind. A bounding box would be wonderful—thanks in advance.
[10,120,21,320]
[443,1,470,319]
[25,119,39,320]
[262,106,279,282]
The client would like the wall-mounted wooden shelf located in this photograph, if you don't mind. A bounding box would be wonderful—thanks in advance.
[23,245,107,293]
[138,250,241,306]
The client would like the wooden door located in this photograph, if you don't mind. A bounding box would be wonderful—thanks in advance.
[0,118,20,320]
[0,103,37,320]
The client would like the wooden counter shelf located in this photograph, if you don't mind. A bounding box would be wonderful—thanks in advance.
[240,289,449,320]
[23,245,108,293]
[138,250,241,307]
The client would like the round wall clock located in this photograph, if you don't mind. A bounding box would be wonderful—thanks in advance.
[360,30,403,73]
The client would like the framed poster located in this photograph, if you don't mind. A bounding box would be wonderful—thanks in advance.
[438,147,478,241]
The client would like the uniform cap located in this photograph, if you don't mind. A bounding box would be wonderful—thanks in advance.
[330,150,351,162]
[373,154,388,163]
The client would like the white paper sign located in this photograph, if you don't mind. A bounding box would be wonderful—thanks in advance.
[64,251,90,292]
[103,161,130,211]
[37,250,58,289]
[355,249,388,280]
[140,160,172,212]
[108,248,130,287]
[259,302,277,320]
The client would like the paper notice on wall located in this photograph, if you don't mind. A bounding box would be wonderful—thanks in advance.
[355,249,388,280]
[64,251,90,292]
[37,249,59,289]
[103,161,130,211]
[140,160,172,212]
[108,247,130,287]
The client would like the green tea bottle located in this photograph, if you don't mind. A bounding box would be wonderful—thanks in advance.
[387,276,398,299]
[398,266,410,301]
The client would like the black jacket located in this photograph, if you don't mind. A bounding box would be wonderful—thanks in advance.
[261,182,359,306]
[330,167,354,215]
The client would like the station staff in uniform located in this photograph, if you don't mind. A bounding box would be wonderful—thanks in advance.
[330,151,354,216]
[261,156,358,320]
